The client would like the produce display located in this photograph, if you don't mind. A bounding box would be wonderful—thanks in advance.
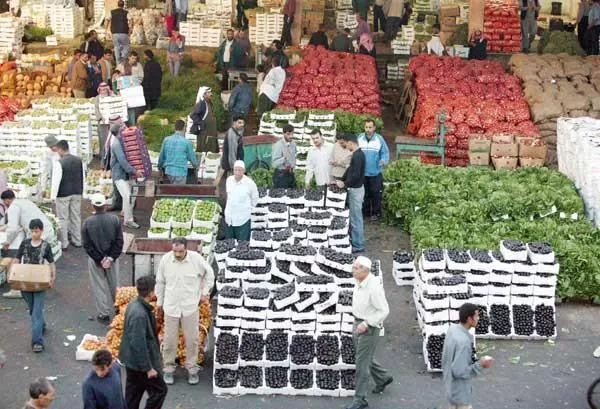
[48,5,84,38]
[248,12,284,46]
[384,160,600,301]
[508,54,600,167]
[483,0,521,53]
[412,240,557,371]
[556,117,600,228]
[0,96,23,122]
[213,184,382,395]
[1,71,68,100]
[105,287,213,365]
[84,170,113,203]
[407,55,538,167]
[278,47,380,116]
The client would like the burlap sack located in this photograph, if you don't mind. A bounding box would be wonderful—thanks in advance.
[538,121,557,131]
[563,92,590,111]
[569,110,589,117]
[591,96,600,111]
[564,59,590,78]
[524,83,545,103]
[531,100,564,123]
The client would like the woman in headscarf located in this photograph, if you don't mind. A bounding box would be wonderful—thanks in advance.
[358,32,376,57]
[167,29,185,76]
[94,82,115,164]
[190,86,219,153]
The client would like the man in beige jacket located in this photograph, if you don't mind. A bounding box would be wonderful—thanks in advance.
[156,237,214,386]
[72,52,90,98]
[329,135,352,183]
[384,0,404,41]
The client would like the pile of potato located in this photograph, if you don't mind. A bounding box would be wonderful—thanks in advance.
[0,71,69,103]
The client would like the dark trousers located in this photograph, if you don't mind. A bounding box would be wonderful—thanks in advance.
[237,4,248,30]
[257,94,275,119]
[273,169,296,188]
[373,5,386,32]
[385,16,402,41]
[281,14,293,46]
[112,183,123,210]
[578,16,588,50]
[363,173,383,217]
[221,62,230,91]
[585,25,600,55]
[125,368,168,409]
[146,97,159,110]
[225,219,251,241]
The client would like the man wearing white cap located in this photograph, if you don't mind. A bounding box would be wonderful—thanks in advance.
[82,193,124,324]
[224,160,258,241]
[346,255,393,409]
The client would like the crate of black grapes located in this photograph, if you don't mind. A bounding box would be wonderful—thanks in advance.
[238,330,266,367]
[392,250,415,286]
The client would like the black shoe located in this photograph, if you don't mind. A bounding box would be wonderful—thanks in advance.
[96,314,110,324]
[372,376,393,394]
[344,401,368,409]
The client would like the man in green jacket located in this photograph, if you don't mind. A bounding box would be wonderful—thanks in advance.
[119,276,168,408]
[217,29,243,90]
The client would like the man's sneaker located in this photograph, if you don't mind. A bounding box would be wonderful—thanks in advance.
[124,221,140,229]
[32,344,44,353]
[2,289,22,299]
[344,400,368,409]
[164,372,175,385]
[372,376,393,394]
[188,373,199,385]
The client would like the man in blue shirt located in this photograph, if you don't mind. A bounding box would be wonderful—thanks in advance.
[357,119,389,221]
[158,120,199,184]
[82,349,127,409]
[228,73,253,125]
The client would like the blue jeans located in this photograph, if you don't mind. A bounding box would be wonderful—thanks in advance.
[348,186,365,252]
[112,33,130,64]
[22,291,46,346]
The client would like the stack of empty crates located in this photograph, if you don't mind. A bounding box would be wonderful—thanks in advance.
[188,0,232,32]
[49,5,84,39]
[0,15,24,59]
[386,61,408,81]
[20,2,50,28]
[179,23,224,47]
[249,13,284,46]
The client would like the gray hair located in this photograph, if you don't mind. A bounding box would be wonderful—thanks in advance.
[29,378,53,399]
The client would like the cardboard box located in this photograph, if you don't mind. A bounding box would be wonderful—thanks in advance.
[492,134,515,144]
[469,152,490,166]
[491,142,518,157]
[441,5,460,17]
[8,264,52,292]
[492,156,518,170]
[519,157,545,167]
[518,139,547,159]
[468,136,491,153]
[442,16,458,27]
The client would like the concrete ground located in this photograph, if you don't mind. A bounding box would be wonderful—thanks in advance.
[0,209,599,409]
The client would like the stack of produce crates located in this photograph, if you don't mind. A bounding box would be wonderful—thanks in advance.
[0,15,24,60]
[48,5,84,39]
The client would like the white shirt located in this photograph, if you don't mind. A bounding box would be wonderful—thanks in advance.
[260,66,286,103]
[156,250,215,318]
[224,40,233,63]
[352,273,389,328]
[305,142,333,186]
[427,35,445,56]
[41,151,59,193]
[225,174,259,227]
[3,199,54,246]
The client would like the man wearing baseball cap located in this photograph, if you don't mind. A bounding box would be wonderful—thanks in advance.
[82,193,124,324]
[224,160,258,241]
[346,255,392,409]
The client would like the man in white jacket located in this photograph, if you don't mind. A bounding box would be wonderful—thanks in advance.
[257,56,286,118]
[384,0,404,41]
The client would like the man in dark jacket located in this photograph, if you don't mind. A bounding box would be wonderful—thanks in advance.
[221,115,245,174]
[82,193,124,323]
[120,275,168,409]
[309,24,329,48]
[142,50,163,110]
[217,29,243,90]
[331,28,353,52]
[81,30,104,61]
[228,73,253,123]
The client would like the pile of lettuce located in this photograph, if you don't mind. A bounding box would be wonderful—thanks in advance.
[384,160,600,301]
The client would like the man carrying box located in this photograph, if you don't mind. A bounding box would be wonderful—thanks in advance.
[11,219,56,353]
[1,190,55,300]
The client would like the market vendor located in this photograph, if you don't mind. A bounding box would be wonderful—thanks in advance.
[265,40,289,70]
[257,56,286,119]
[67,49,82,83]
[228,73,253,123]
[142,50,163,111]
[309,24,329,49]
[468,30,488,60]
[221,116,246,176]
[305,129,333,187]
[217,29,243,91]
[190,87,219,153]
[167,30,185,77]
[156,237,214,385]
[72,52,89,99]
[158,120,199,184]
[224,161,258,241]
[520,0,540,52]
[272,124,297,188]
[586,0,600,55]
[106,0,130,65]
[427,24,446,56]
[383,0,404,41]
[336,133,365,254]
[358,119,389,222]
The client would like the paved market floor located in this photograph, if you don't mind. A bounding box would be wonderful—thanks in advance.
[0,205,598,409]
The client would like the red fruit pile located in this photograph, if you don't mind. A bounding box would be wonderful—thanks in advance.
[484,0,522,53]
[278,46,381,116]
